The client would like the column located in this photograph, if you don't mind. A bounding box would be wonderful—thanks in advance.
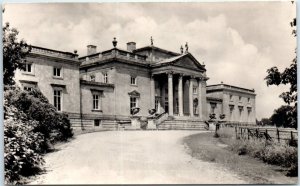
[150,75,155,109]
[198,78,203,120]
[178,74,183,116]
[168,72,173,116]
[189,77,194,117]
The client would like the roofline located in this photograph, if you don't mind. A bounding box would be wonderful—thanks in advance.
[78,48,147,60]
[207,83,255,93]
[134,46,181,56]
[31,45,78,57]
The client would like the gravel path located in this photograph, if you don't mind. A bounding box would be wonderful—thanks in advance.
[30,131,247,184]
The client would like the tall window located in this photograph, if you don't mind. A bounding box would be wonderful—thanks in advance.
[53,67,62,77]
[103,73,108,83]
[130,97,137,114]
[229,105,234,119]
[193,87,197,94]
[247,107,252,116]
[238,106,243,117]
[155,98,159,111]
[54,90,62,111]
[229,94,233,101]
[25,63,32,73]
[130,76,137,85]
[210,102,217,114]
[93,94,100,110]
[248,97,251,103]
[193,98,198,115]
[239,96,242,102]
[175,98,179,114]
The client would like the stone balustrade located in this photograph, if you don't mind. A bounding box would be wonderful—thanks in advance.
[31,46,78,60]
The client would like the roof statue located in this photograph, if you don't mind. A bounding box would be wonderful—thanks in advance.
[112,37,117,48]
[180,45,183,54]
[150,36,154,46]
[185,42,188,53]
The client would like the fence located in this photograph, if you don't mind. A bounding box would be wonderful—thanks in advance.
[234,126,298,144]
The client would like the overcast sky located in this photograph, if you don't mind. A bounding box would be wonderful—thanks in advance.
[3,2,296,119]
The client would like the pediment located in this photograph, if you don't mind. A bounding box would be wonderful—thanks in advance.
[128,90,140,97]
[173,54,205,71]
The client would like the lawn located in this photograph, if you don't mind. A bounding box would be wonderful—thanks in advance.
[183,131,298,184]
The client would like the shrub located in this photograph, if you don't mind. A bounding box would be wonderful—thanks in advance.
[4,105,44,184]
[5,86,73,145]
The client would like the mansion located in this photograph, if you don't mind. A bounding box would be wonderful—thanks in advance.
[15,38,256,131]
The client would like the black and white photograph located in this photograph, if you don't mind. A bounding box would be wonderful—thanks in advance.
[2,1,297,184]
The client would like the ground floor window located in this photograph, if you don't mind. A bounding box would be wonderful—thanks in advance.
[210,102,217,114]
[193,98,198,115]
[130,97,138,114]
[238,106,243,118]
[93,94,100,110]
[229,105,234,119]
[54,90,62,111]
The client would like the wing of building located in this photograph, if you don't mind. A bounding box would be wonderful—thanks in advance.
[14,39,256,131]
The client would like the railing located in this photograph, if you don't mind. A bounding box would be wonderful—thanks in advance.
[31,46,77,60]
[80,48,147,64]
[154,112,169,126]
[235,126,298,145]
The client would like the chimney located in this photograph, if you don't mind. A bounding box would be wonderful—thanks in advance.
[87,45,97,55]
[127,42,136,52]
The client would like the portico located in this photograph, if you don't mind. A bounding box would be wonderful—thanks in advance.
[150,53,208,120]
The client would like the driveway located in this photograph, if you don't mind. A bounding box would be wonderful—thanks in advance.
[30,131,247,184]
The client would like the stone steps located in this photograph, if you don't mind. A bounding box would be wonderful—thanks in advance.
[158,120,206,130]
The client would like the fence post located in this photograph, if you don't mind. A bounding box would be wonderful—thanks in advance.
[265,129,268,141]
[235,126,237,139]
[247,128,250,140]
[277,128,280,143]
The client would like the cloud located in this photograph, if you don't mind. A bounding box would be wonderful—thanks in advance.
[3,3,295,119]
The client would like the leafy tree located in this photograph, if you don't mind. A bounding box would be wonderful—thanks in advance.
[270,105,295,128]
[3,22,31,85]
[265,14,297,129]
[260,118,272,126]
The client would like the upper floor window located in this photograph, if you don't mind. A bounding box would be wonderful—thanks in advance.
[193,87,197,94]
[53,67,62,78]
[24,86,33,91]
[130,76,137,85]
[90,74,95,82]
[229,94,233,101]
[25,63,32,73]
[54,89,62,111]
[239,96,242,102]
[248,98,251,103]
[103,73,108,83]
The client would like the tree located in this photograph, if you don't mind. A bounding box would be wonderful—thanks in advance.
[3,22,31,85]
[270,105,295,128]
[265,12,297,129]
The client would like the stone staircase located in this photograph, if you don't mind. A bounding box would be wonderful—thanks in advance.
[157,119,206,130]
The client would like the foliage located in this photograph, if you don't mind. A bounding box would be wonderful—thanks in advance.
[3,22,31,85]
[4,96,44,184]
[5,86,73,144]
[260,118,272,126]
[270,105,295,128]
[264,16,297,129]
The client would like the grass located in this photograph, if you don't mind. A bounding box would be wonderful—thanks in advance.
[183,130,298,184]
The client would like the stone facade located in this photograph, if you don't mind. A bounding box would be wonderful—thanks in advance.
[14,41,256,131]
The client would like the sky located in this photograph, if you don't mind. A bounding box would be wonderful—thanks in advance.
[3,2,296,119]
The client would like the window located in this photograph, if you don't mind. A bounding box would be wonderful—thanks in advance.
[90,74,95,82]
[247,107,252,116]
[130,97,138,114]
[155,98,159,111]
[24,86,33,91]
[238,106,243,116]
[193,87,197,94]
[103,73,108,83]
[54,90,62,111]
[93,94,100,110]
[53,67,62,77]
[239,96,242,102]
[193,98,198,115]
[25,63,32,73]
[248,98,251,103]
[130,76,137,85]
[210,102,217,114]
[229,94,233,101]
[94,119,101,127]
[229,105,234,118]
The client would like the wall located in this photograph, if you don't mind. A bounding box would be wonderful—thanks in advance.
[15,55,81,115]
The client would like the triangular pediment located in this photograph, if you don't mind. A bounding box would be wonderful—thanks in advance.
[128,90,140,97]
[173,54,205,71]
